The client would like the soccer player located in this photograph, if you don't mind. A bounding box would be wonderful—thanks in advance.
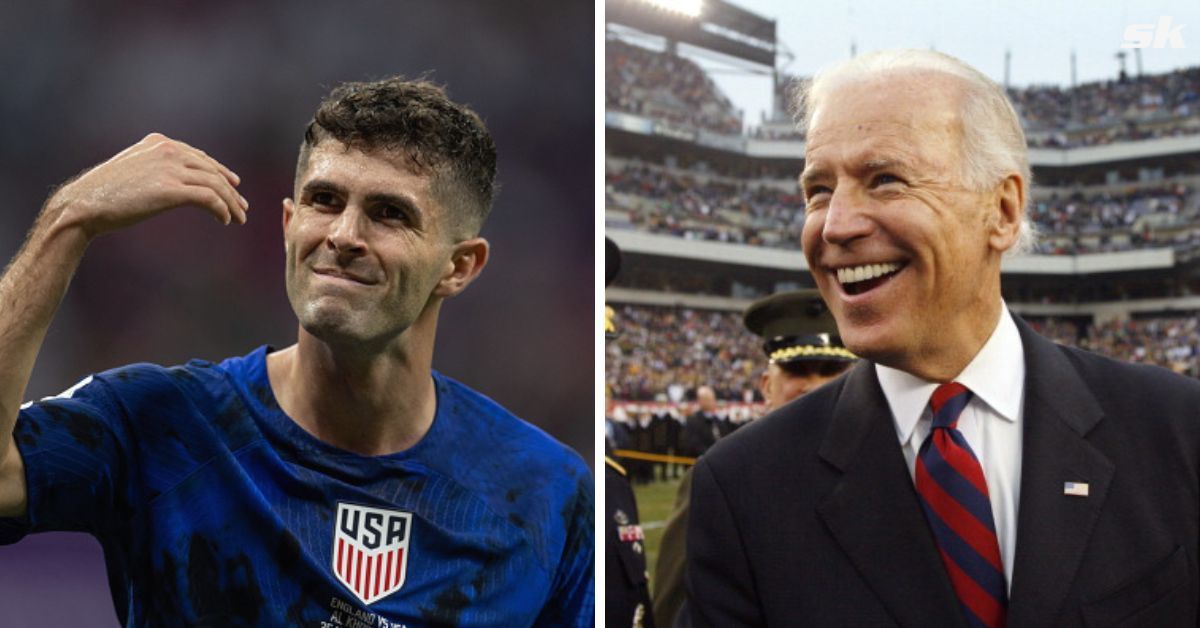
[0,78,593,626]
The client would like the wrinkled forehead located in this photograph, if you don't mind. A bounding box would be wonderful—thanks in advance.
[807,72,964,145]
[804,72,966,171]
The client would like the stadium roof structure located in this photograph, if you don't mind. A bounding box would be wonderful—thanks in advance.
[606,0,776,67]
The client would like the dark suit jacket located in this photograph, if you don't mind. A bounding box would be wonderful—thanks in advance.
[687,318,1200,627]
[684,411,719,458]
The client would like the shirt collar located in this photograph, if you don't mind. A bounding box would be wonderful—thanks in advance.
[877,304,1026,447]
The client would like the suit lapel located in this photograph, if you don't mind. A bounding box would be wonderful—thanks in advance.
[1007,318,1114,624]
[817,362,967,628]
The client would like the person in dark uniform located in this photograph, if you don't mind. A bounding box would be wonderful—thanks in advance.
[681,386,721,458]
[625,410,651,484]
[666,411,684,479]
[606,446,652,628]
[650,411,672,481]
[746,290,858,408]
[652,290,856,627]
[605,237,654,628]
[716,409,740,438]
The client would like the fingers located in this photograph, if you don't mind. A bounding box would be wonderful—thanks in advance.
[133,133,242,188]
[132,134,248,225]
[180,168,248,225]
[179,185,235,225]
[173,138,241,187]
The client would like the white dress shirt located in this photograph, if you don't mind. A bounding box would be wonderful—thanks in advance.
[876,305,1025,592]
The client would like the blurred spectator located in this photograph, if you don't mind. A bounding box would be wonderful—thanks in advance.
[682,386,722,458]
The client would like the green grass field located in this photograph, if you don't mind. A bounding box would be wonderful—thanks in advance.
[632,475,686,589]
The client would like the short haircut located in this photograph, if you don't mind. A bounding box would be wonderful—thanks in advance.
[797,49,1037,255]
[297,77,497,238]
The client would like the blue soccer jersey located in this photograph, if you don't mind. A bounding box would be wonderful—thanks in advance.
[0,346,594,627]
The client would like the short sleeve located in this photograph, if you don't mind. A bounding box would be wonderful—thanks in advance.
[0,374,133,544]
[534,469,595,627]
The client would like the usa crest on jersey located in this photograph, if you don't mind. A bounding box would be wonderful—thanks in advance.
[333,502,413,605]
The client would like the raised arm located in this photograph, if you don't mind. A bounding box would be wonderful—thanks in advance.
[0,133,247,517]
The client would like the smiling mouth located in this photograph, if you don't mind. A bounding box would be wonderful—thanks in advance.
[313,268,374,285]
[835,262,905,296]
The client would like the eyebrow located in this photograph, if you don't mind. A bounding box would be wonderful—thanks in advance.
[799,157,909,188]
[861,158,906,174]
[300,179,345,198]
[301,179,425,221]
[798,167,830,190]
[366,192,423,221]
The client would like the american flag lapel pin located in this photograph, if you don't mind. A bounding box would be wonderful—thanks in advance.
[1063,481,1089,497]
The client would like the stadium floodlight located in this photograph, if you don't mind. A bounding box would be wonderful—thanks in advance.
[608,0,774,67]
[640,0,703,18]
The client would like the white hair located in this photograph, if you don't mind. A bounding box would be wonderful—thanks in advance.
[796,49,1037,255]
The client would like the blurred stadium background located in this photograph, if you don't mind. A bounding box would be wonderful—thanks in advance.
[0,1,590,623]
[604,0,1200,586]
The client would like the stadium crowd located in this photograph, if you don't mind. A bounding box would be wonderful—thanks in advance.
[605,304,763,402]
[1032,184,1192,234]
[1030,182,1200,254]
[1030,315,1200,378]
[606,38,743,135]
[606,38,1200,148]
[1011,67,1200,147]
[606,163,805,248]
[607,160,1200,254]
[608,304,1200,408]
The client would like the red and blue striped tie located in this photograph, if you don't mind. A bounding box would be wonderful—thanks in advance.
[915,382,1008,627]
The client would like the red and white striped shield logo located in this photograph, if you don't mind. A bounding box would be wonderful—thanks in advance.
[332,502,413,605]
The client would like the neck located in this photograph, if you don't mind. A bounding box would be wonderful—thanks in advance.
[903,292,1004,383]
[267,317,439,456]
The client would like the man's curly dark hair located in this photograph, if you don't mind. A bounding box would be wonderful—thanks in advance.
[296,77,497,237]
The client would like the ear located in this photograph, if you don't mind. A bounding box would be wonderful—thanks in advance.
[281,198,295,253]
[282,197,296,230]
[758,370,772,408]
[434,237,490,298]
[987,173,1024,253]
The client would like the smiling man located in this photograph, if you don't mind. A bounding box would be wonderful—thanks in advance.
[686,50,1200,627]
[0,78,592,626]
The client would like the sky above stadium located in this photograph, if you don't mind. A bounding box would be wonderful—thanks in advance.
[679,0,1200,129]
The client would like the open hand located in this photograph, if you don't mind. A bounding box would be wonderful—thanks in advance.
[46,133,248,239]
